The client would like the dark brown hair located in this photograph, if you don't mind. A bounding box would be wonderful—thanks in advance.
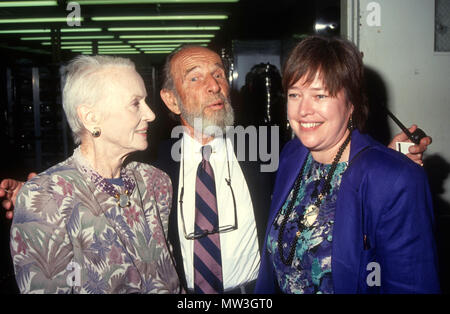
[282,36,369,131]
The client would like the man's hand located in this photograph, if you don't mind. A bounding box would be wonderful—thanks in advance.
[388,124,432,166]
[0,172,36,220]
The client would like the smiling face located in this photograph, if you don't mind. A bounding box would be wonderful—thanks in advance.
[164,46,234,135]
[287,72,353,163]
[97,66,155,155]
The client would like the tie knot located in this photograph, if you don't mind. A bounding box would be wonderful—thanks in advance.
[201,145,212,161]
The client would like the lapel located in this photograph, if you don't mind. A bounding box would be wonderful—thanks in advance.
[155,136,186,290]
[266,138,309,233]
[331,129,373,293]
[233,137,274,248]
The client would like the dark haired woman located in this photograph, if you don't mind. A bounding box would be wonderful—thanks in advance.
[255,36,440,294]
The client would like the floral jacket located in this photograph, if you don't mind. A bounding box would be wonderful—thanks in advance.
[10,148,181,294]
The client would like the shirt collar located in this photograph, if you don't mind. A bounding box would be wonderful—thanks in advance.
[182,131,226,159]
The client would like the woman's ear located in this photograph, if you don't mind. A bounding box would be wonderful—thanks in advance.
[160,89,181,115]
[77,104,101,131]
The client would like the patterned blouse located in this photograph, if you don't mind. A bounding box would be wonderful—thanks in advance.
[10,147,181,294]
[267,154,348,294]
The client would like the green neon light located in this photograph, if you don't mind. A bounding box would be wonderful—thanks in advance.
[99,50,138,53]
[119,34,214,39]
[143,51,173,54]
[98,51,141,54]
[41,41,92,45]
[0,29,51,34]
[108,26,220,31]
[0,1,57,7]
[60,28,103,33]
[0,17,83,24]
[21,37,51,40]
[0,28,101,34]
[138,47,176,51]
[97,45,131,48]
[128,39,210,44]
[98,41,123,44]
[93,15,227,21]
[134,44,181,48]
[61,46,93,49]
[61,36,114,40]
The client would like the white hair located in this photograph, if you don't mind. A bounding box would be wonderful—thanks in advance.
[62,55,135,144]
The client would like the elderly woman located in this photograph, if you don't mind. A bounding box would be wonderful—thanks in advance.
[9,55,181,294]
[255,36,440,294]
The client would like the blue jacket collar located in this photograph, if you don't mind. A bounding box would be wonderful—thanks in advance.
[268,130,372,227]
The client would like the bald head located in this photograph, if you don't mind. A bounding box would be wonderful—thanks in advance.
[162,45,223,92]
[159,45,234,137]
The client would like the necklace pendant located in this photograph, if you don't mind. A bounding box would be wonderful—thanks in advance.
[303,204,319,227]
[117,193,131,208]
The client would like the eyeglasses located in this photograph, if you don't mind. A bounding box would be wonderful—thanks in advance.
[179,137,238,240]
[179,178,237,240]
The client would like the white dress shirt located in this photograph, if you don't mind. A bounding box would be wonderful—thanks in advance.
[177,132,260,291]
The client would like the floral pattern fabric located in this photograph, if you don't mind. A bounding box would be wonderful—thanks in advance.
[267,154,348,294]
[10,147,181,294]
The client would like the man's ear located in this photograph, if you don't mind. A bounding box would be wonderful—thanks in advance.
[77,104,101,131]
[160,89,181,115]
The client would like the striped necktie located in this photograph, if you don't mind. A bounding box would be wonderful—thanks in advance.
[193,145,224,294]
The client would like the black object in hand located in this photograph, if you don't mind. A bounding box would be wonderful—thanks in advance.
[385,109,427,145]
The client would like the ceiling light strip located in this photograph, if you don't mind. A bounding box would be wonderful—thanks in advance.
[137,47,176,51]
[93,15,227,21]
[0,17,83,24]
[119,34,214,39]
[97,51,141,54]
[143,51,173,54]
[0,1,57,7]
[98,41,123,44]
[21,37,51,40]
[60,28,103,33]
[134,44,181,48]
[61,36,115,40]
[0,28,102,34]
[0,29,51,34]
[108,26,220,31]
[41,41,92,45]
[97,45,131,48]
[61,46,93,49]
[21,35,115,40]
[128,39,210,43]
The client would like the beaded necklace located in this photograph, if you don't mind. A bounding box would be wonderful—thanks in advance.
[277,131,352,266]
[75,148,136,208]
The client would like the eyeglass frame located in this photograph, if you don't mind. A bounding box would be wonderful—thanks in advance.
[179,136,238,240]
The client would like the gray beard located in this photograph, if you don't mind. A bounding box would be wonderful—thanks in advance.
[177,94,235,138]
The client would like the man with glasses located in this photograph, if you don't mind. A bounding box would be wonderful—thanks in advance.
[157,45,274,294]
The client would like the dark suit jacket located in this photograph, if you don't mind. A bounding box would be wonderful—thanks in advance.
[154,134,275,291]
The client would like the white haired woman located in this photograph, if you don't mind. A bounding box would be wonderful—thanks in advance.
[9,55,181,294]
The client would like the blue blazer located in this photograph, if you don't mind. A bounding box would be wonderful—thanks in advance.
[255,130,440,293]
